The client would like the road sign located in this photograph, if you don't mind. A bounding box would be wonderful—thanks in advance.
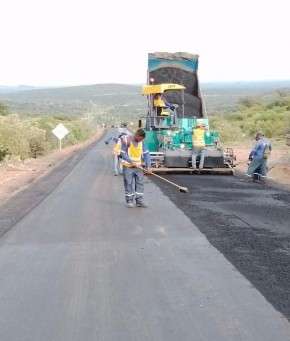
[52,123,69,151]
[52,123,69,140]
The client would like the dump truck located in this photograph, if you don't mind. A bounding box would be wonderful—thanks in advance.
[139,52,236,173]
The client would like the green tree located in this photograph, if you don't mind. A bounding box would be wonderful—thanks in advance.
[0,102,10,116]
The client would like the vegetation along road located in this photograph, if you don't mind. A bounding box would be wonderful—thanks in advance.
[0,132,290,341]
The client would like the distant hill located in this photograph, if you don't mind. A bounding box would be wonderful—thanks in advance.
[0,81,290,116]
[201,80,290,114]
[0,83,141,104]
[0,85,38,94]
[0,83,147,120]
[201,80,290,89]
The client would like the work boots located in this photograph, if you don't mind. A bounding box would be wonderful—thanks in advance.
[126,199,148,208]
[136,200,148,208]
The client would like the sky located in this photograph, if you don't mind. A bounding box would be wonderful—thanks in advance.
[1,0,289,86]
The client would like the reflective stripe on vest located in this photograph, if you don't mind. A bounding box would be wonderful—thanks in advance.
[122,141,143,167]
[193,128,205,147]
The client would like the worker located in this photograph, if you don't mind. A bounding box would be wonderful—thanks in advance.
[191,123,206,171]
[105,132,128,176]
[241,131,272,183]
[153,93,178,126]
[120,128,152,208]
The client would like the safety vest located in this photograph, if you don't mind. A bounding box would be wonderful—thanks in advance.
[113,135,128,156]
[192,128,205,148]
[154,97,170,116]
[154,97,165,107]
[113,139,122,156]
[122,139,143,167]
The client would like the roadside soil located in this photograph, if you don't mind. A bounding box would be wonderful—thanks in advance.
[0,131,104,204]
[231,145,290,190]
[0,137,290,204]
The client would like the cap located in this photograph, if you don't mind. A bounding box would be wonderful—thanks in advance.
[255,131,264,137]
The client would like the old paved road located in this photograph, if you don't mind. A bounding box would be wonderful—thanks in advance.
[0,130,290,341]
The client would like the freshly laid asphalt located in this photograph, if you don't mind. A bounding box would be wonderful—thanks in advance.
[149,170,290,321]
[0,131,289,341]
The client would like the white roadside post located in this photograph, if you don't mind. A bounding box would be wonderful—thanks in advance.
[52,123,69,151]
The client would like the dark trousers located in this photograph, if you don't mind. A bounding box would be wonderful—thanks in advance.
[123,167,144,203]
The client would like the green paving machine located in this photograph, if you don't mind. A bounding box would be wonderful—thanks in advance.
[139,52,236,173]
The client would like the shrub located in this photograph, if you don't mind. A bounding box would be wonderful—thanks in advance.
[0,115,30,160]
[209,96,290,143]
[27,126,49,158]
[238,97,260,108]
[0,102,10,116]
[0,142,9,161]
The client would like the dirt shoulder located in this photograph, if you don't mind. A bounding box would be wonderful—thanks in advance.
[0,131,104,204]
[231,145,290,190]
[0,137,290,204]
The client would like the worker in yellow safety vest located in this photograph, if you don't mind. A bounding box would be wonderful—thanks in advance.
[105,132,128,176]
[153,93,178,125]
[191,123,206,170]
[120,129,152,208]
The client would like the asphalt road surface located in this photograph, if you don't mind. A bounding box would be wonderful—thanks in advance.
[150,168,290,322]
[0,131,290,341]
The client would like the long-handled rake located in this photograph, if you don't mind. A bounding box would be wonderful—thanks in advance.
[139,166,188,193]
[105,142,188,193]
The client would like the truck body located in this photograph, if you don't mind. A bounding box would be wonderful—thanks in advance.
[140,52,235,173]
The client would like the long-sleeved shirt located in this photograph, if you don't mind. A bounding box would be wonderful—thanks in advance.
[162,96,173,108]
[249,137,272,160]
[120,135,151,167]
[104,135,119,144]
